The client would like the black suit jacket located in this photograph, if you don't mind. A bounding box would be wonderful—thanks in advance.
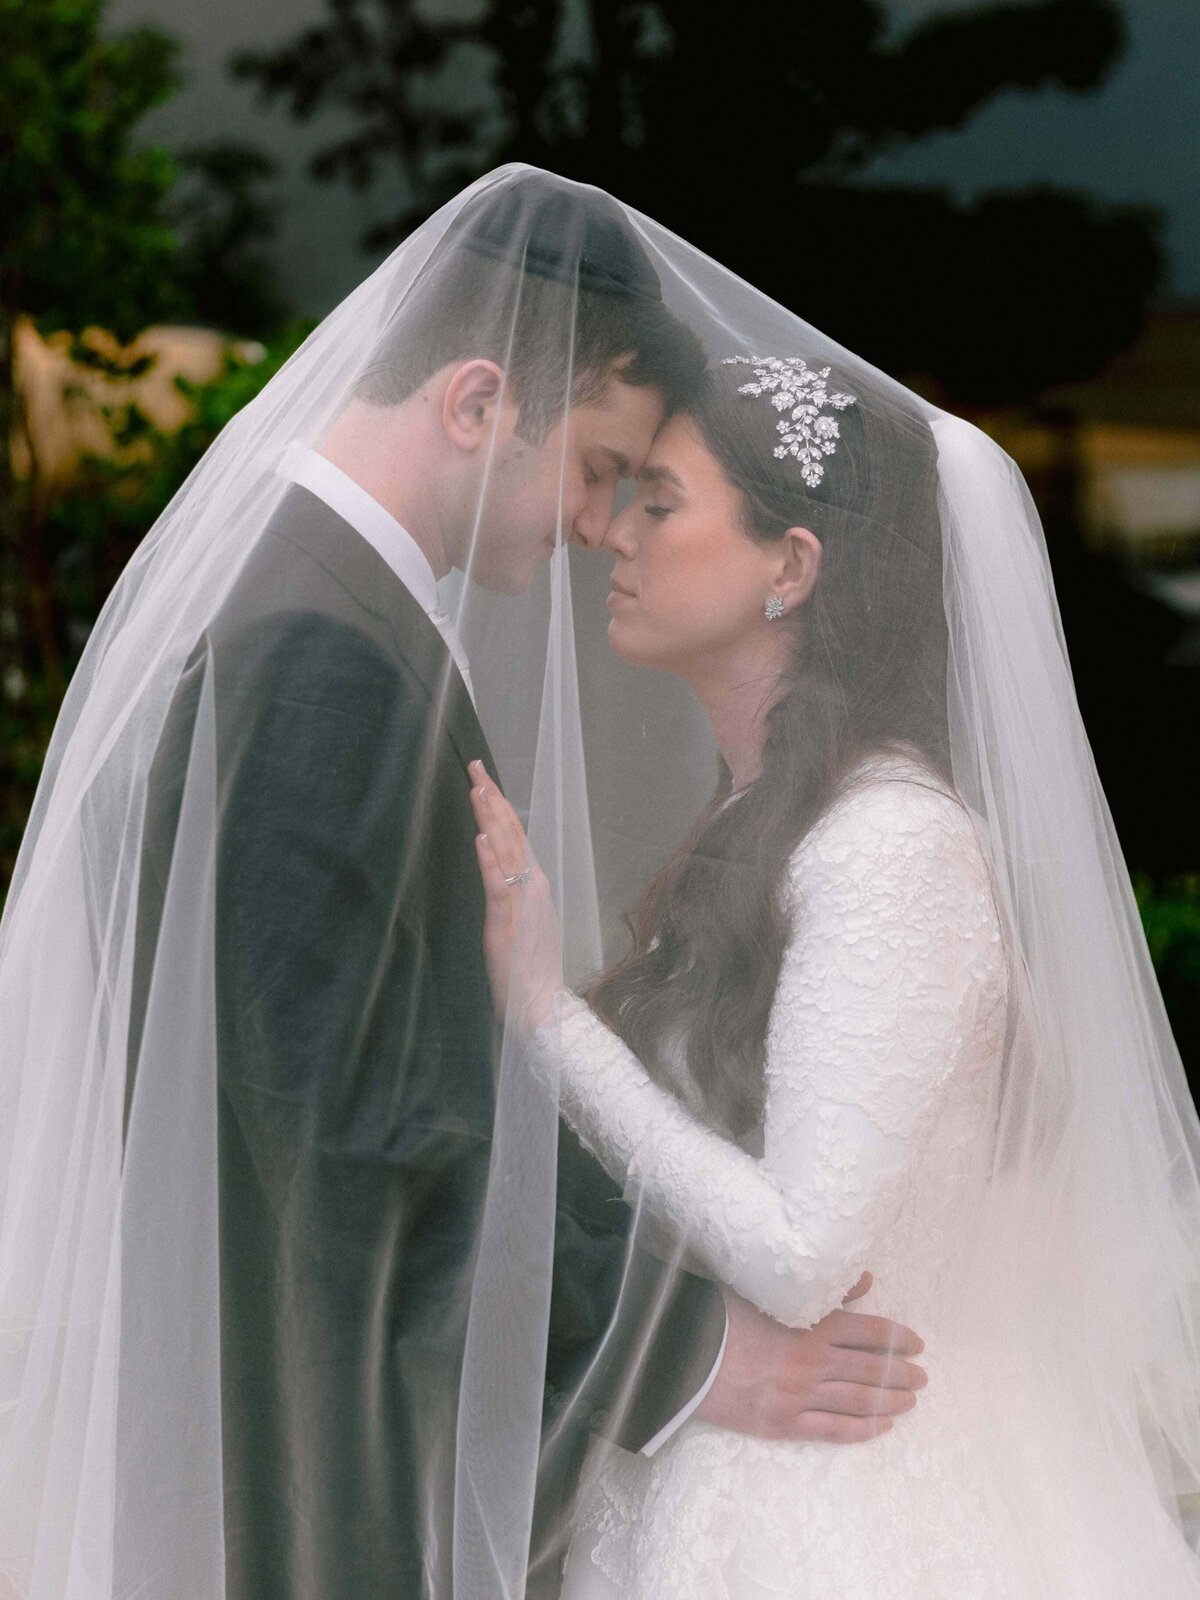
[125,484,724,1598]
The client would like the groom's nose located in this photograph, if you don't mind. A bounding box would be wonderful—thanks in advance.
[569,506,607,549]
[600,510,638,560]
[569,487,616,551]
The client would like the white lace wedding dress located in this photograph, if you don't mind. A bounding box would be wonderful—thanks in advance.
[534,750,1200,1600]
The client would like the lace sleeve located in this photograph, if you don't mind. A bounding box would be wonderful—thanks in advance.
[527,782,1007,1329]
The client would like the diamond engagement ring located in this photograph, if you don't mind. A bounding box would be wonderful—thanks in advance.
[503,868,533,887]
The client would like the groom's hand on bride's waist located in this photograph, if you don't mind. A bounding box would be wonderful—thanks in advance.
[694,1275,928,1444]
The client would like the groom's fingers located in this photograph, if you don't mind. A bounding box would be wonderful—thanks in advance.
[818,1345,928,1393]
[788,1412,895,1445]
[809,1379,919,1418]
[824,1310,924,1356]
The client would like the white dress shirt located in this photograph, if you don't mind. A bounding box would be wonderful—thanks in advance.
[276,439,721,1455]
[277,442,475,708]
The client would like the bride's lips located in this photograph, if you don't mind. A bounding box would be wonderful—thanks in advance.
[607,575,637,607]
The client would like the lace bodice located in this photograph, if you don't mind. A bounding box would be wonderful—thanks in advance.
[535,757,1028,1597]
[529,755,1010,1333]
[543,760,1200,1598]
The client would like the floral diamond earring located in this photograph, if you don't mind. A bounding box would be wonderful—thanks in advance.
[764,595,785,621]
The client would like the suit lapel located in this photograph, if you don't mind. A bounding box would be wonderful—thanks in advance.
[263,483,494,775]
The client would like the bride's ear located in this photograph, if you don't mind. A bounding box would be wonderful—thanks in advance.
[768,527,822,617]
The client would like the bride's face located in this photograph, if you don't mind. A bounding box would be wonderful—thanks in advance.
[601,412,796,677]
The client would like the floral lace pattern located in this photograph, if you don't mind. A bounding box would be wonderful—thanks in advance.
[530,759,1009,1333]
[530,754,1034,1598]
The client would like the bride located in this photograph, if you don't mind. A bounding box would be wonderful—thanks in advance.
[469,354,1200,1596]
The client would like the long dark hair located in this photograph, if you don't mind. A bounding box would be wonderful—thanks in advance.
[586,360,951,1148]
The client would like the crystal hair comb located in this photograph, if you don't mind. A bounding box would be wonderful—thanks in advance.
[721,356,857,488]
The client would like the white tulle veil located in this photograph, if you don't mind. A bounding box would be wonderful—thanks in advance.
[2,162,1200,1599]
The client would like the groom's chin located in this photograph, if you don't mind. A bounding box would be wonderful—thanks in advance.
[472,542,557,597]
[482,575,531,597]
[470,563,536,597]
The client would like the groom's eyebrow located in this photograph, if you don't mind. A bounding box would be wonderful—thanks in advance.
[639,463,684,490]
[599,446,634,478]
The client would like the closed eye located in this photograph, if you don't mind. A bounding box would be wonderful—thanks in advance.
[643,505,672,519]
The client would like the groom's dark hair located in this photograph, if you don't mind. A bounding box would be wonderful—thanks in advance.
[352,172,706,442]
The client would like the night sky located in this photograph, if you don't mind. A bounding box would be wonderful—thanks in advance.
[108,0,1200,320]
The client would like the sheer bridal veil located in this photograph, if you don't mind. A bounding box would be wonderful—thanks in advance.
[2,164,1200,1598]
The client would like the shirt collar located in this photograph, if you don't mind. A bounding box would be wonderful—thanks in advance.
[276,441,441,614]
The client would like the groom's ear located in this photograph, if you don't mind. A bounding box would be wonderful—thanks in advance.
[774,527,822,613]
[442,359,509,452]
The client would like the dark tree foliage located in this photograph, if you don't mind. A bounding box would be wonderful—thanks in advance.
[0,0,184,340]
[0,0,289,687]
[233,0,1163,406]
[0,0,291,889]
[168,142,291,340]
[0,0,186,703]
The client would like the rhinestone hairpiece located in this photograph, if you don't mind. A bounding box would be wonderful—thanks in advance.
[721,356,857,488]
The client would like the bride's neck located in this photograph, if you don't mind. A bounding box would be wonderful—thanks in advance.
[689,654,785,793]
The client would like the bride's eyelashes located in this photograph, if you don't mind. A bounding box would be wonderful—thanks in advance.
[643,504,672,519]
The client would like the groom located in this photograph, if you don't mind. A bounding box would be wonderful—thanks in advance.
[141,173,927,1598]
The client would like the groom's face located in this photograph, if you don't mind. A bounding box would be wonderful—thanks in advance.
[467,357,666,594]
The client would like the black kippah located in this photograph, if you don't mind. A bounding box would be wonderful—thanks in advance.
[454,169,663,302]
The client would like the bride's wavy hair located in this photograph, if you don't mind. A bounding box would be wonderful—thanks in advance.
[586,361,951,1147]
